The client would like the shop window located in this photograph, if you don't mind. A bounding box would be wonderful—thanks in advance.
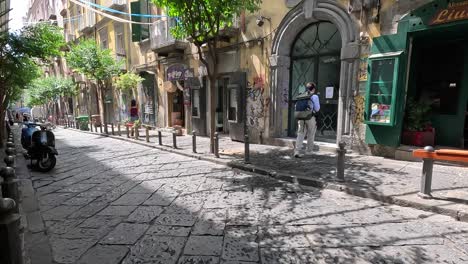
[228,84,239,122]
[191,88,201,118]
[365,52,401,126]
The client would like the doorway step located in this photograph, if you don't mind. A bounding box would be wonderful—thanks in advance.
[265,137,339,154]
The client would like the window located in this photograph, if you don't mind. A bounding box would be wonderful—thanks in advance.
[227,85,239,122]
[131,0,151,42]
[365,52,401,126]
[192,88,200,118]
[115,24,125,56]
[99,27,108,49]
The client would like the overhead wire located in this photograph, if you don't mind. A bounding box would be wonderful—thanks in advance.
[77,0,168,18]
[69,0,153,25]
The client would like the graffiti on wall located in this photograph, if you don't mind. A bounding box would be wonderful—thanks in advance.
[281,84,289,108]
[246,75,270,131]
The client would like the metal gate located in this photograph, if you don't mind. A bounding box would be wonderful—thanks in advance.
[289,22,341,141]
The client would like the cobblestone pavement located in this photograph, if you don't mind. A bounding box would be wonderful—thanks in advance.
[24,129,468,263]
[116,127,468,217]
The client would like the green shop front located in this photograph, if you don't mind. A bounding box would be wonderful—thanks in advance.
[365,0,468,150]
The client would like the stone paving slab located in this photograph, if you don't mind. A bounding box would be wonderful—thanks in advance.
[77,126,468,221]
[18,128,468,263]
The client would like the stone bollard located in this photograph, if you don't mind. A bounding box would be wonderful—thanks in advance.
[244,134,250,164]
[172,132,177,149]
[0,167,19,213]
[145,127,150,143]
[118,124,121,136]
[4,156,14,168]
[111,123,115,135]
[5,148,15,156]
[126,126,130,138]
[158,131,162,145]
[418,146,435,198]
[336,142,346,182]
[0,197,22,264]
[214,132,220,158]
[192,131,197,153]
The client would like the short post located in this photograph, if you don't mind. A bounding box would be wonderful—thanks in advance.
[336,141,346,182]
[172,132,177,149]
[244,134,250,164]
[418,146,435,198]
[158,131,162,145]
[111,123,115,135]
[0,198,22,264]
[5,148,15,156]
[192,131,197,153]
[99,123,103,134]
[76,121,80,130]
[94,123,98,133]
[145,126,150,143]
[135,127,139,140]
[105,123,109,135]
[4,156,15,168]
[118,123,121,136]
[0,167,19,213]
[126,126,130,138]
[214,132,220,158]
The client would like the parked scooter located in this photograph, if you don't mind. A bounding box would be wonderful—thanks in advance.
[21,122,58,172]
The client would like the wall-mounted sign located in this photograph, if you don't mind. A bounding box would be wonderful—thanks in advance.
[430,1,468,25]
[166,64,194,81]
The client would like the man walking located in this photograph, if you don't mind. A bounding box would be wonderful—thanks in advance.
[294,82,320,158]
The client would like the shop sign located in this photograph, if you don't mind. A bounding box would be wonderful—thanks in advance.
[167,64,194,81]
[430,1,468,25]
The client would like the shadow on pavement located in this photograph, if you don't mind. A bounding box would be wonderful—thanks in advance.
[21,128,468,263]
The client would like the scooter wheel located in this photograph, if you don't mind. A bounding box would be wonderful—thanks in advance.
[36,154,56,172]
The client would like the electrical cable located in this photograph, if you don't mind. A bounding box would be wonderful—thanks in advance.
[70,0,153,25]
[77,0,169,18]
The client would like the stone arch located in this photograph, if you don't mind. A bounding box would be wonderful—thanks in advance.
[269,0,360,144]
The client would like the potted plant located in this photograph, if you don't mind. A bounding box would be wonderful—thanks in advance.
[401,98,435,147]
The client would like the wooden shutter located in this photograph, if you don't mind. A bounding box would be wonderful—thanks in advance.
[131,1,142,42]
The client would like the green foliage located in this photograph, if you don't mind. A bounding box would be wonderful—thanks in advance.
[25,77,77,107]
[151,0,262,45]
[0,23,64,106]
[404,98,432,132]
[115,72,144,91]
[66,39,122,83]
[14,23,65,61]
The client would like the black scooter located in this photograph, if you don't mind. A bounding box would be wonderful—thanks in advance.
[21,123,58,172]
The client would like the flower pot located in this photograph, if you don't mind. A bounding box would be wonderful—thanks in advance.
[401,128,435,147]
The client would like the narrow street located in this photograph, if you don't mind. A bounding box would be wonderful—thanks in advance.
[24,129,468,264]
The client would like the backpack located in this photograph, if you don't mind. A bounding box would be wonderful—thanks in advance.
[294,92,313,120]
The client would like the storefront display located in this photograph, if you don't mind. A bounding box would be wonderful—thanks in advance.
[365,53,400,126]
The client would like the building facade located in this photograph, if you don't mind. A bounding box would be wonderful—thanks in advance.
[26,0,468,157]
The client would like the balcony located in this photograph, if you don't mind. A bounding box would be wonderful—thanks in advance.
[150,19,188,56]
[78,11,96,33]
[219,14,240,39]
[102,0,126,10]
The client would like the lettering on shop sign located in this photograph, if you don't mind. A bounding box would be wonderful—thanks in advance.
[167,64,194,81]
[430,1,468,25]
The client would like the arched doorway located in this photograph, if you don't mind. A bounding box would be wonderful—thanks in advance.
[269,0,360,145]
[289,22,342,141]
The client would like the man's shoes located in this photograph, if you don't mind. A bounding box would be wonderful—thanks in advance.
[294,152,303,158]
